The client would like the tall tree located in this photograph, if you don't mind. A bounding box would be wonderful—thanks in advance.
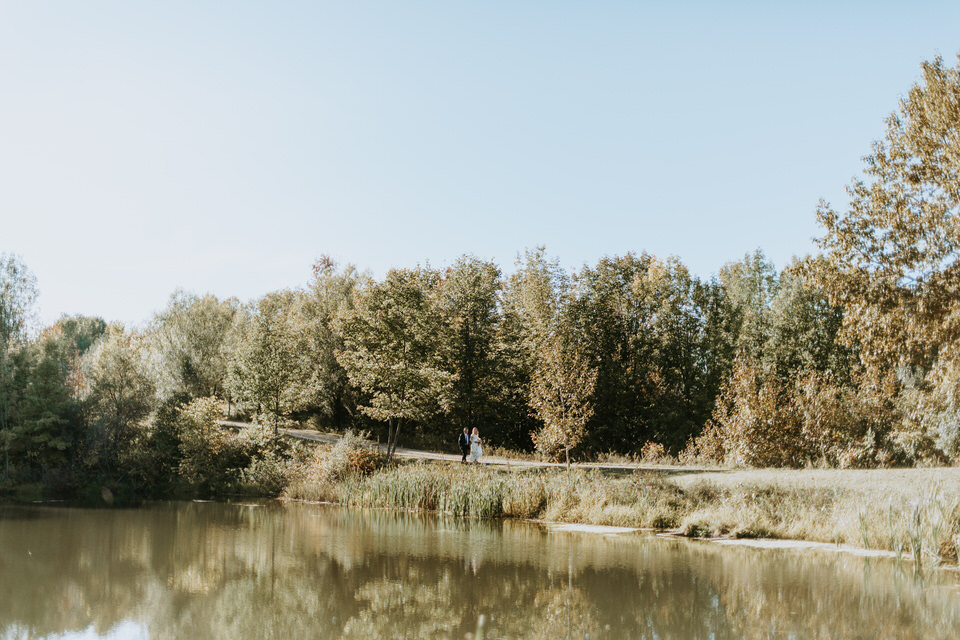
[437,256,503,436]
[336,267,450,458]
[529,334,598,467]
[499,247,569,448]
[227,291,299,429]
[0,253,38,475]
[290,257,367,427]
[811,52,960,370]
[13,329,78,476]
[768,259,849,381]
[502,247,567,358]
[632,256,724,449]
[719,249,780,365]
[82,324,156,471]
[564,253,650,452]
[147,290,239,401]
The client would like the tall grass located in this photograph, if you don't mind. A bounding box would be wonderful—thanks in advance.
[284,450,960,565]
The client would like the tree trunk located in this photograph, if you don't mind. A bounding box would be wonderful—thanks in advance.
[388,418,402,459]
[385,418,396,460]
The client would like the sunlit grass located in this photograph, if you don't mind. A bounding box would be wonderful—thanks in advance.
[283,444,960,565]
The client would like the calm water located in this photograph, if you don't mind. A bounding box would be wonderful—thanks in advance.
[1,501,959,639]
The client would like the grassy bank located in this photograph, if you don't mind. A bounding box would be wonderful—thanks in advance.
[284,438,960,565]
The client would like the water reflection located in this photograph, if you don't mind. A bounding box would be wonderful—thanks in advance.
[1,501,959,639]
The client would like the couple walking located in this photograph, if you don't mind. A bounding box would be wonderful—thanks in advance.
[458,427,483,463]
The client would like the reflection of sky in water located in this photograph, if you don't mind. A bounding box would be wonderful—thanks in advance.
[52,622,146,640]
[2,501,960,639]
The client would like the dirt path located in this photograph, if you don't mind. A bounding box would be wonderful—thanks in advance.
[219,421,721,473]
[276,426,717,474]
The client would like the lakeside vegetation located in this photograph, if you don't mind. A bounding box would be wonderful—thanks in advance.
[281,432,960,566]
[3,51,960,568]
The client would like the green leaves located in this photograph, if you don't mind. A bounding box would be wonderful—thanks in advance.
[227,291,300,427]
[336,267,452,456]
[147,290,239,401]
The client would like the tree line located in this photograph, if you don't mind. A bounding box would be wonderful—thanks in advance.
[3,51,960,496]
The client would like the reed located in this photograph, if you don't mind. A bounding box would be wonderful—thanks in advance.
[283,449,960,565]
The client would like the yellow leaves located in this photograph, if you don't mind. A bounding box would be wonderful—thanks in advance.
[812,52,960,371]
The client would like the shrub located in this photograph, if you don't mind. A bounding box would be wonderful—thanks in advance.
[640,441,668,464]
[688,358,802,467]
[283,430,383,501]
[686,359,931,468]
[176,397,291,496]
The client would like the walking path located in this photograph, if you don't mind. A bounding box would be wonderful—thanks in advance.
[218,421,713,473]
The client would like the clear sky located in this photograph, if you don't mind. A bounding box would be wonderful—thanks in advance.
[3,1,959,327]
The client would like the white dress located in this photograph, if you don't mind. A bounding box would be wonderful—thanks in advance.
[469,435,483,462]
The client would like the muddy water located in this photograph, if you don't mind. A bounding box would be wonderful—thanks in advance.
[1,500,959,639]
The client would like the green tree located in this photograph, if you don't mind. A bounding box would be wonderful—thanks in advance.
[719,249,780,364]
[437,256,504,436]
[630,255,721,449]
[563,253,649,453]
[82,324,156,471]
[768,259,849,381]
[227,291,299,429]
[502,247,567,357]
[0,253,38,475]
[147,290,239,401]
[499,247,569,448]
[11,330,78,477]
[290,257,367,427]
[336,267,451,458]
[53,314,107,354]
[562,253,733,453]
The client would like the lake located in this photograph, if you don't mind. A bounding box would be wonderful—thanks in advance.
[1,500,959,639]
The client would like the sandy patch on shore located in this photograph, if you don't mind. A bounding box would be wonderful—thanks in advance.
[547,523,641,535]
[705,537,900,558]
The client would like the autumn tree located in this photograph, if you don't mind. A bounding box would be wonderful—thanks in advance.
[529,334,598,467]
[811,52,960,370]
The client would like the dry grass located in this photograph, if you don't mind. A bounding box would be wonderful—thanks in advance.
[285,450,960,565]
[483,445,539,462]
[666,466,960,563]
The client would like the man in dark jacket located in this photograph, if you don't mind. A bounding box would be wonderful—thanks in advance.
[458,428,471,463]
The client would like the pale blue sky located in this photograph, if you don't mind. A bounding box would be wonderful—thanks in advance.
[2,1,959,326]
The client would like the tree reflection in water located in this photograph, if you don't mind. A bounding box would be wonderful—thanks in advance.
[1,501,959,639]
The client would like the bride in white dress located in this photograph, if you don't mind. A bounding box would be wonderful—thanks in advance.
[469,427,483,463]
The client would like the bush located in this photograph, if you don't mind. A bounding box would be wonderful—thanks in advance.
[283,430,384,501]
[175,397,291,496]
[640,441,669,464]
[685,359,928,468]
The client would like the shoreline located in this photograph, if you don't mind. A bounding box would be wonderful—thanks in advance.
[283,458,960,566]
